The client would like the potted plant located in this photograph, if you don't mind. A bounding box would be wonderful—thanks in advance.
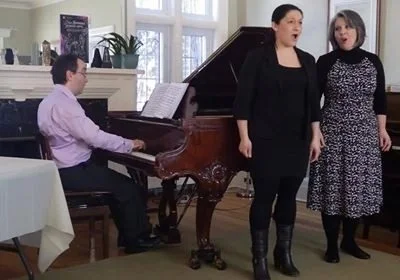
[97,32,143,69]
[122,34,143,69]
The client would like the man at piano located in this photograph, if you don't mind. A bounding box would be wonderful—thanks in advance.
[37,54,160,254]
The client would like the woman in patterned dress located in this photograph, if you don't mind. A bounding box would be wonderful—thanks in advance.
[307,10,392,263]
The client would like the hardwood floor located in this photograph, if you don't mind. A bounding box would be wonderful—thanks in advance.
[1,191,399,280]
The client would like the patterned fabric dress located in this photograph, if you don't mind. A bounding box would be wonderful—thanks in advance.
[307,48,385,218]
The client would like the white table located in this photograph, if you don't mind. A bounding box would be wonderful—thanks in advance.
[0,156,74,275]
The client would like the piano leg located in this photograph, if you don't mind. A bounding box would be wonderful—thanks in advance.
[155,178,181,244]
[189,187,227,271]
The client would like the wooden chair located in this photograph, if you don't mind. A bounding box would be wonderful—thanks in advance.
[37,134,111,262]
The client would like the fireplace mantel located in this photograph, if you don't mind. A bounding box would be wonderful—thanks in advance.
[0,65,144,110]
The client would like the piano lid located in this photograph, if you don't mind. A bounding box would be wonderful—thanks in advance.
[180,26,272,117]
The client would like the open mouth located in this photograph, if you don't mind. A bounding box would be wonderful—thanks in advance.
[292,34,299,40]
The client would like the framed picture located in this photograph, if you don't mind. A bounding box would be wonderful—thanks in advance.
[328,0,381,54]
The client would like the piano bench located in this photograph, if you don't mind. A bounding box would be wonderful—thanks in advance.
[65,191,112,262]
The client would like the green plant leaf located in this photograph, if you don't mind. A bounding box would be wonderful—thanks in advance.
[96,32,143,55]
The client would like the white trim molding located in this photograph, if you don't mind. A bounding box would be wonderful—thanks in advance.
[0,0,32,9]
[32,0,66,8]
[0,65,144,110]
[0,0,67,9]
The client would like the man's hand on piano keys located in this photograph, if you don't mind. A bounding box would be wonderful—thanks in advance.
[132,139,146,151]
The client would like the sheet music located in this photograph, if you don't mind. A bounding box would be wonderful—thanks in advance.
[141,83,189,118]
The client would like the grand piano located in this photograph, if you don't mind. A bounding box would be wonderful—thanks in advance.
[104,27,271,269]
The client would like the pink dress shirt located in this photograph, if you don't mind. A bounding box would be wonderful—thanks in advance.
[38,84,133,168]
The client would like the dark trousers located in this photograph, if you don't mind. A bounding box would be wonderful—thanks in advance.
[250,174,304,232]
[58,160,148,245]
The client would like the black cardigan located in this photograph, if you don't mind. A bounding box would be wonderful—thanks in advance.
[233,44,320,141]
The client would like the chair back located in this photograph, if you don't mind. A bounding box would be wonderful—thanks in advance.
[36,133,112,203]
[37,133,53,160]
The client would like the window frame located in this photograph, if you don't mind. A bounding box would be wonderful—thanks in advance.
[127,0,228,109]
[182,27,214,78]
[136,23,172,86]
[135,0,171,16]
[182,0,214,20]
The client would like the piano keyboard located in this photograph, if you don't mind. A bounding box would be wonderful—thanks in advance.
[131,151,156,162]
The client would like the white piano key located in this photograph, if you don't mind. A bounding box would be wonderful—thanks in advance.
[131,151,156,162]
[392,145,400,151]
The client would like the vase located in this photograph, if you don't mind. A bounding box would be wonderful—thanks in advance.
[123,54,139,69]
[91,48,102,68]
[101,47,112,68]
[5,48,14,65]
[42,40,51,66]
[111,55,122,68]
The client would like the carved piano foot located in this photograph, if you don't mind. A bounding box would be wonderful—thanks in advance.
[213,250,227,270]
[154,225,181,244]
[189,250,201,269]
[188,246,227,270]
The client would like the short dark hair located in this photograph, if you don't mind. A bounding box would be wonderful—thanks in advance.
[266,4,304,44]
[50,54,80,85]
[328,10,366,50]
[271,4,303,24]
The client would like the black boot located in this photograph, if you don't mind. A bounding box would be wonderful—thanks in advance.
[251,230,271,280]
[273,224,299,277]
[341,218,370,259]
[321,214,341,263]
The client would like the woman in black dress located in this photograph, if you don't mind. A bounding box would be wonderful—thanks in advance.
[307,10,391,263]
[233,4,322,279]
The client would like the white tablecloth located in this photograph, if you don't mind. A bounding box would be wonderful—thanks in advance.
[0,156,75,272]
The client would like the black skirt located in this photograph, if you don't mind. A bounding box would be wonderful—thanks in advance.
[250,136,309,178]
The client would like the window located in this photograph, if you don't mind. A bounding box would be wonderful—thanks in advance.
[136,24,170,110]
[130,0,227,110]
[182,28,213,79]
[136,0,163,10]
[136,0,169,15]
[182,0,212,17]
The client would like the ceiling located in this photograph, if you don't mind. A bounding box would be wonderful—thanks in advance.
[0,0,66,9]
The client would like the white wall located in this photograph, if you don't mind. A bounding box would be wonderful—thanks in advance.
[380,0,400,86]
[243,0,328,60]
[31,0,124,45]
[233,0,399,86]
